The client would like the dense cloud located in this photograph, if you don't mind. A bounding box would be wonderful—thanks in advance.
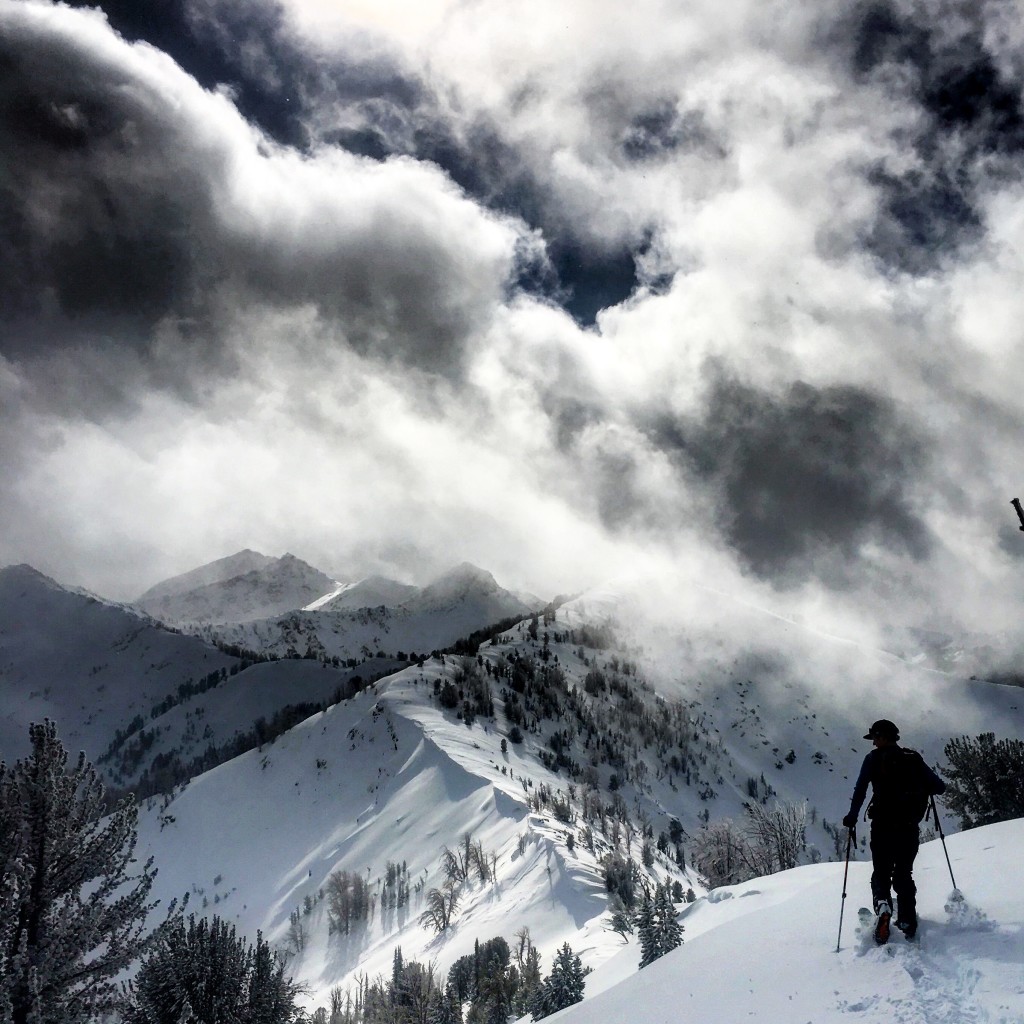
[0,2,524,397]
[2,0,1024,646]
[843,0,1024,273]
[648,377,932,585]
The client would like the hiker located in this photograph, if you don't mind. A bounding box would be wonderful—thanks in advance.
[842,719,946,942]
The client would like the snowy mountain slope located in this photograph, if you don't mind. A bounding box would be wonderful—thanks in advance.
[198,563,536,662]
[881,623,1024,685]
[0,564,236,764]
[557,581,1024,842]
[554,818,1024,1024]
[131,587,1024,1016]
[135,654,695,1009]
[307,576,419,613]
[136,553,339,626]
[136,550,278,603]
[99,657,407,792]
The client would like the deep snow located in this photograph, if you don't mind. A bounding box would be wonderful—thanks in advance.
[551,819,1024,1024]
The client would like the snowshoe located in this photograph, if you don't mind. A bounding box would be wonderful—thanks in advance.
[874,902,891,945]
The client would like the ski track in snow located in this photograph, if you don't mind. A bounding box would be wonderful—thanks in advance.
[842,892,1024,1024]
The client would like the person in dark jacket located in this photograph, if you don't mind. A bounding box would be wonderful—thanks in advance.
[843,719,946,942]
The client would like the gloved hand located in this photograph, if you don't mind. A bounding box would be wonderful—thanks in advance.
[842,813,857,829]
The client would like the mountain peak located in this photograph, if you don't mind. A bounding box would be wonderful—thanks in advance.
[426,562,498,590]
[0,563,53,585]
[0,563,91,599]
[137,550,278,603]
[136,551,338,625]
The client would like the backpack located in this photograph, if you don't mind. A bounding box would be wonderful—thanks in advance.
[867,746,934,824]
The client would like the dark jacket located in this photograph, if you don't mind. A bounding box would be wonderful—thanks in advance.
[847,744,946,824]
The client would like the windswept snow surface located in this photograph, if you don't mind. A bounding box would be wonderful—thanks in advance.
[553,819,1024,1024]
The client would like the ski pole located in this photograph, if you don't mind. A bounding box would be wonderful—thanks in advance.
[835,826,854,952]
[930,795,958,891]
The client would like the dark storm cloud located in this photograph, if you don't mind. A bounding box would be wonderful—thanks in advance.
[620,105,724,163]
[62,0,424,151]
[0,6,527,409]
[0,36,221,345]
[864,165,981,277]
[647,376,932,585]
[73,0,650,325]
[844,1,1024,274]
[852,2,1024,150]
[409,119,645,323]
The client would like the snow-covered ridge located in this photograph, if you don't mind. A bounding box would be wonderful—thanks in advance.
[195,562,535,662]
[305,575,419,613]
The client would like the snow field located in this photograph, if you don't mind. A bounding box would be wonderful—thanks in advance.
[548,819,1024,1024]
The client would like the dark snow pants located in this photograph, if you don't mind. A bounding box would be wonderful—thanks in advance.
[870,821,920,922]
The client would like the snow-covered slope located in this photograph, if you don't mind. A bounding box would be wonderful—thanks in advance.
[136,654,687,1008]
[200,563,536,661]
[557,819,1024,1024]
[136,550,278,603]
[98,656,407,793]
[307,575,419,612]
[0,564,235,763]
[558,579,1024,833]
[132,584,1024,1017]
[136,553,339,625]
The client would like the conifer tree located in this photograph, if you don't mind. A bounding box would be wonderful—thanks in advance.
[653,883,683,959]
[941,733,1024,829]
[427,984,463,1024]
[531,943,585,1020]
[635,890,657,968]
[0,720,168,1024]
[634,883,683,969]
[125,914,301,1023]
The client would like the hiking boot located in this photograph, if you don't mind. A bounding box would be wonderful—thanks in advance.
[896,916,917,940]
[874,902,891,945]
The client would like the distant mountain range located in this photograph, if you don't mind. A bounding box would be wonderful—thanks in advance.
[0,554,540,775]
[130,552,538,662]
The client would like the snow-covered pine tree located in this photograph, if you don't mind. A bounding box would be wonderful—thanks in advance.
[514,940,542,1017]
[247,930,299,1024]
[125,914,301,1024]
[653,883,683,958]
[608,893,634,939]
[635,890,658,968]
[427,983,463,1024]
[636,883,683,968]
[0,720,166,1024]
[531,943,585,1020]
